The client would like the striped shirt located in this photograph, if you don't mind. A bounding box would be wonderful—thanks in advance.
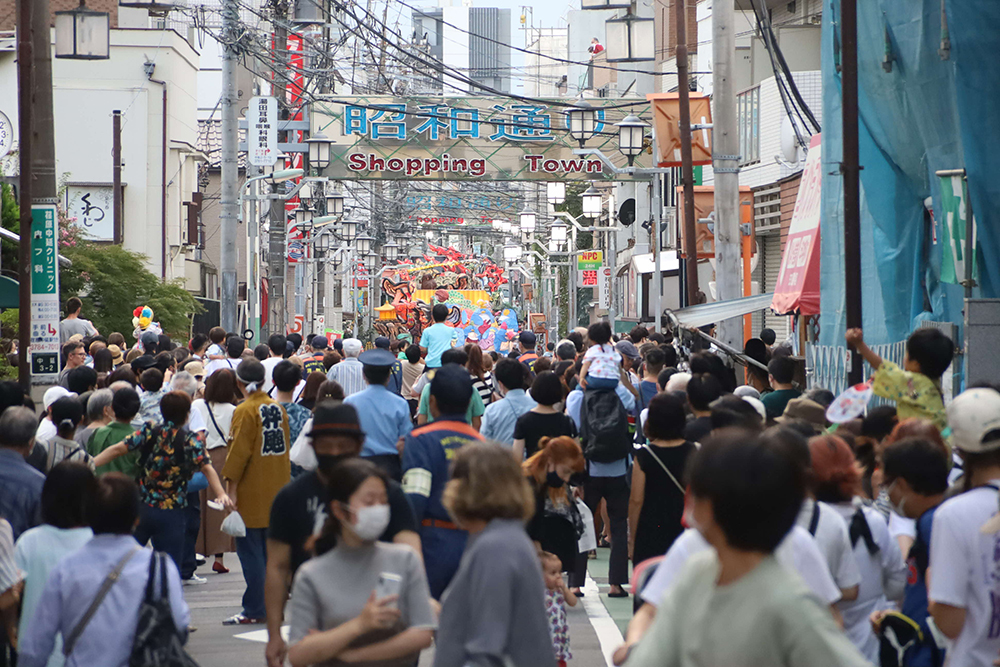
[472,372,494,406]
[0,520,20,595]
[44,436,95,473]
[326,357,366,397]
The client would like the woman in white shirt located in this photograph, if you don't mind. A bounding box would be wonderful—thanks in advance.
[809,434,906,663]
[192,368,238,574]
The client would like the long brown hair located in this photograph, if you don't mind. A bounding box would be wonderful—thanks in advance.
[523,436,585,506]
[466,344,486,381]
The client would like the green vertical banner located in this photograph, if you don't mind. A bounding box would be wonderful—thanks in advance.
[938,173,977,285]
[30,204,61,382]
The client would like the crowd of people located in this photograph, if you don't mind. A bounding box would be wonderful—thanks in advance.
[0,297,997,667]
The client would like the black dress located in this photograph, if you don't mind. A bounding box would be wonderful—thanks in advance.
[632,442,697,565]
[525,477,582,574]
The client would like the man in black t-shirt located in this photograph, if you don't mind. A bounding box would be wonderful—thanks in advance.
[264,401,419,667]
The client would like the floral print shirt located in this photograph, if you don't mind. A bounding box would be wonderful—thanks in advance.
[545,588,571,661]
[124,421,208,510]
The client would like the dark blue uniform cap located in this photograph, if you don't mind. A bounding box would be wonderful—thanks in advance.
[358,348,397,367]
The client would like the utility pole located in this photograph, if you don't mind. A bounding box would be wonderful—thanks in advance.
[651,170,663,332]
[841,0,863,384]
[113,110,123,243]
[17,0,58,389]
[713,0,741,352]
[675,0,700,307]
[267,11,289,340]
[219,0,240,333]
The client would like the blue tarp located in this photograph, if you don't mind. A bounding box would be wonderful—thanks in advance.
[819,0,1000,347]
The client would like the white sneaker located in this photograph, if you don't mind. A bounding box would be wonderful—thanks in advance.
[184,574,208,586]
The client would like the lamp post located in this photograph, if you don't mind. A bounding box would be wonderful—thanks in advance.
[567,99,597,149]
[384,240,399,263]
[356,233,373,256]
[519,204,537,234]
[546,182,566,205]
[550,220,568,243]
[239,167,305,342]
[605,10,656,63]
[615,114,647,167]
[341,218,359,243]
[580,0,631,8]
[326,188,344,217]
[581,185,603,219]
[55,1,110,60]
[306,132,331,170]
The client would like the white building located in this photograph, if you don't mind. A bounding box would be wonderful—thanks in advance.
[0,26,210,294]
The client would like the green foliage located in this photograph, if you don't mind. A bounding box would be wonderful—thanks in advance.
[0,308,16,339]
[59,243,202,340]
[1,184,18,271]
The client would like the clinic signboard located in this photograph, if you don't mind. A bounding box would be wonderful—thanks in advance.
[312,96,652,182]
[30,204,61,382]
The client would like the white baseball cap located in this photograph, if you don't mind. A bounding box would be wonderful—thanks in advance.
[947,388,1000,453]
[43,386,75,411]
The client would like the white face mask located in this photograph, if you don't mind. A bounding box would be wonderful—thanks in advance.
[349,504,391,541]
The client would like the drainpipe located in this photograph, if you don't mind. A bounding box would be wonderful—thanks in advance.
[146,63,168,280]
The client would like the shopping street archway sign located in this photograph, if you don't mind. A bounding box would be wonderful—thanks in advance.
[311,96,652,181]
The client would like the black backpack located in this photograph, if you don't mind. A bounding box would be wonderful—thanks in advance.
[130,552,199,667]
[579,388,632,463]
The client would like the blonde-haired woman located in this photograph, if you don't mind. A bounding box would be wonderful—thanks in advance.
[434,443,556,667]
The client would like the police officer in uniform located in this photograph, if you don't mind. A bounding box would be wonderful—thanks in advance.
[401,363,485,599]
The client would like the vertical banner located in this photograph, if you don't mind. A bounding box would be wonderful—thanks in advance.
[938,172,978,285]
[247,96,278,167]
[285,32,305,262]
[30,204,61,382]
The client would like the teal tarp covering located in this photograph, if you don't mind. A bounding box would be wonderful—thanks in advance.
[819,0,1000,347]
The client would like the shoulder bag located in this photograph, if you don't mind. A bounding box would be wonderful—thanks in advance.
[63,546,141,657]
[129,551,199,667]
[639,443,686,495]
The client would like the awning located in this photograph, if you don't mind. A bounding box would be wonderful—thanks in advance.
[665,293,776,329]
[771,134,822,316]
[631,251,680,275]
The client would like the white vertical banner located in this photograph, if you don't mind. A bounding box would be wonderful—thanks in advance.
[599,266,612,309]
[247,96,277,167]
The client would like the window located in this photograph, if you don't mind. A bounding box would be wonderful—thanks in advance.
[737,86,760,166]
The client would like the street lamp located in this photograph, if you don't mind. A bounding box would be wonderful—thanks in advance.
[582,185,603,219]
[295,207,313,229]
[491,219,504,231]
[581,0,631,8]
[503,242,522,263]
[550,220,568,242]
[341,218,359,242]
[270,168,304,183]
[356,233,373,256]
[55,1,110,60]
[363,253,377,273]
[306,132,331,170]
[615,114,648,166]
[548,238,562,254]
[547,182,566,205]
[605,11,656,63]
[519,204,536,233]
[325,189,344,217]
[384,240,399,262]
[567,99,597,149]
[317,231,331,252]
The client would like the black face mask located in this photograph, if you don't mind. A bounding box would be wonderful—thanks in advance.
[316,453,354,474]
[546,470,565,488]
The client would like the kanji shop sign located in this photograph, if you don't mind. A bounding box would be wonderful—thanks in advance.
[248,96,278,167]
[30,204,61,383]
[313,96,652,181]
